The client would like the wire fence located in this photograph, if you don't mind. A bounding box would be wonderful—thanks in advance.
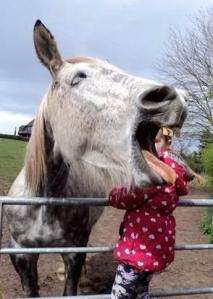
[0,196,213,298]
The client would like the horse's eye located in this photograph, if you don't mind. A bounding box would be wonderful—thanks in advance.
[71,72,87,87]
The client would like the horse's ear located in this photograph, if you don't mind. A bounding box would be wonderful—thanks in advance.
[33,20,63,77]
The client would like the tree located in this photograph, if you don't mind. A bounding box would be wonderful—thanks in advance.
[159,9,213,142]
[201,142,213,190]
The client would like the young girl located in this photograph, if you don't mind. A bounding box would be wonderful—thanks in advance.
[108,128,189,299]
[155,128,204,185]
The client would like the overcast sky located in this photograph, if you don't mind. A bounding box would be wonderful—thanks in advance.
[0,0,212,136]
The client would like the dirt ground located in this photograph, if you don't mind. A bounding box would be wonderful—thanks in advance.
[0,188,212,299]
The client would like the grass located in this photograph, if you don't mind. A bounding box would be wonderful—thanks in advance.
[201,190,213,243]
[201,205,213,243]
[0,138,26,194]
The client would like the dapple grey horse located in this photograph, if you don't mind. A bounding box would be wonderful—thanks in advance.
[6,20,187,297]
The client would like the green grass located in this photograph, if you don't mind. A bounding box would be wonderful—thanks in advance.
[0,138,26,194]
[201,206,213,243]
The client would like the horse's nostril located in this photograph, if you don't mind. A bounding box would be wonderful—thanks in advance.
[157,86,176,102]
[138,86,177,110]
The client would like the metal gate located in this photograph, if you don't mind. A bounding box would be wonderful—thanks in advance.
[0,196,213,298]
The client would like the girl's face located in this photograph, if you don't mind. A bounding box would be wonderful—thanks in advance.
[155,130,172,151]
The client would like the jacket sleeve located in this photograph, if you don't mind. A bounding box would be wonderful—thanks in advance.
[108,186,153,210]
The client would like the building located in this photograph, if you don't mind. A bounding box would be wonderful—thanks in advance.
[18,120,34,138]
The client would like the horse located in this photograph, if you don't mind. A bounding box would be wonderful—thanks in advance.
[6,20,188,297]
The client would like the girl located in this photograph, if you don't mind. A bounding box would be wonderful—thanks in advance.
[155,128,204,185]
[108,128,189,299]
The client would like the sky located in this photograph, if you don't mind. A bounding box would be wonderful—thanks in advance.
[0,0,212,139]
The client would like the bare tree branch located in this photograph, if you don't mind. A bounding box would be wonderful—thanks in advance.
[158,8,213,145]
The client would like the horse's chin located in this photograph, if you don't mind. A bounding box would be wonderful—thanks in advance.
[141,150,176,185]
[132,122,177,187]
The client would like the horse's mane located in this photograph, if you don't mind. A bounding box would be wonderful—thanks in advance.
[66,56,99,64]
[25,99,47,195]
[66,56,113,69]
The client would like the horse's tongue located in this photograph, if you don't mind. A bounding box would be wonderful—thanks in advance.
[142,150,176,185]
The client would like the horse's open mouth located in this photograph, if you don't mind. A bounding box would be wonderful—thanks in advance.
[134,121,177,185]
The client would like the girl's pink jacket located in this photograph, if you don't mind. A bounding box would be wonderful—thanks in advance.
[108,150,188,273]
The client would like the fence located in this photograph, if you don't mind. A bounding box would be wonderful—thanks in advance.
[0,196,213,298]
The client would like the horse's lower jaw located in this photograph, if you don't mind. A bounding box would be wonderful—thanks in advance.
[133,121,177,187]
[131,141,176,188]
[142,150,176,185]
[131,142,164,187]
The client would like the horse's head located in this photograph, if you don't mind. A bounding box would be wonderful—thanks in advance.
[27,20,187,195]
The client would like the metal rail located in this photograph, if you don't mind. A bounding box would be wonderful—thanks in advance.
[21,286,213,298]
[0,196,212,207]
[1,243,213,255]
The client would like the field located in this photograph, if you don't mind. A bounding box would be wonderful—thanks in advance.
[0,138,26,194]
[0,138,212,298]
[0,138,26,299]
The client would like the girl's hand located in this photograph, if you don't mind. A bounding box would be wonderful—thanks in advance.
[194,174,206,186]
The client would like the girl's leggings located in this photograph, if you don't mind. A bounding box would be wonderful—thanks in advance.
[111,264,152,299]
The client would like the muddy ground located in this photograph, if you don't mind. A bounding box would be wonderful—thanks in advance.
[0,188,212,299]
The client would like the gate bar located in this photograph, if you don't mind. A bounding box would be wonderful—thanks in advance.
[19,286,213,298]
[1,243,213,254]
[0,197,212,207]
